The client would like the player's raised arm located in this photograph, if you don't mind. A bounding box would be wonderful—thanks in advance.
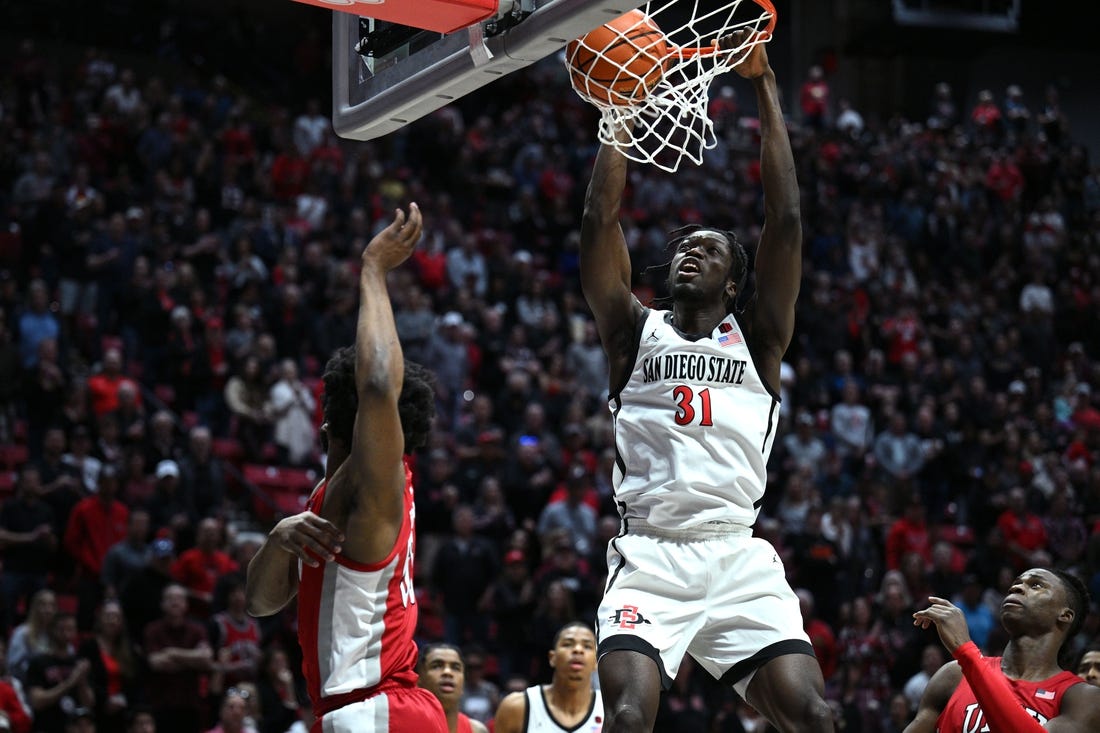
[727,32,801,387]
[581,134,645,390]
[326,204,423,556]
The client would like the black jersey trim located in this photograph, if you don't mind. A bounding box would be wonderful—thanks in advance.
[761,397,778,453]
[538,686,598,732]
[597,634,675,690]
[718,639,816,688]
[608,307,652,402]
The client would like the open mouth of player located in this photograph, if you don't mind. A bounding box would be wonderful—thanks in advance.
[569,661,585,671]
[439,681,456,693]
[678,258,701,277]
[1002,597,1024,608]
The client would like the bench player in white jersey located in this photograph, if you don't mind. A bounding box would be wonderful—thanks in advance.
[244,204,448,732]
[494,621,604,733]
[579,31,833,733]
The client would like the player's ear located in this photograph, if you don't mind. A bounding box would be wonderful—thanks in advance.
[548,648,555,669]
[724,278,737,305]
[1059,605,1075,628]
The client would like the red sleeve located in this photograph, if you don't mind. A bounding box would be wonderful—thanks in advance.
[953,642,1046,733]
[885,523,902,570]
[0,682,31,733]
[64,502,97,573]
[172,552,197,587]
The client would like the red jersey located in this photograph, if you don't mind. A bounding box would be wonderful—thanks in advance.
[937,655,1082,732]
[298,462,444,731]
[211,612,262,685]
[457,712,474,733]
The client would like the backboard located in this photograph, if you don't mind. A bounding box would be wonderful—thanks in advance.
[331,0,646,141]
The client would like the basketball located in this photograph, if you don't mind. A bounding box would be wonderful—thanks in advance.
[567,10,669,107]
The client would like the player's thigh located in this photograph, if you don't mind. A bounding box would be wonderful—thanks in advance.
[744,653,832,731]
[597,649,663,727]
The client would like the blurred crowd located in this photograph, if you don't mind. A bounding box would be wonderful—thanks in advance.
[1,13,1099,733]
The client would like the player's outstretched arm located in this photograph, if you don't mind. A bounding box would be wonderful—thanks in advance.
[492,691,527,733]
[580,133,644,392]
[902,661,962,733]
[1048,682,1100,733]
[726,32,801,388]
[324,204,423,563]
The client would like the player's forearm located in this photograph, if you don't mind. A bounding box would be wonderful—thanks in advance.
[245,540,298,617]
[953,642,1046,732]
[753,69,800,225]
[356,264,403,398]
[580,144,632,293]
[583,144,627,226]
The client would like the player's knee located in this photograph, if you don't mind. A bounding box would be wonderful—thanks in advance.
[604,704,650,733]
[794,696,834,732]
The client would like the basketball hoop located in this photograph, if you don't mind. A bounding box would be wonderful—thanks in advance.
[565,0,777,173]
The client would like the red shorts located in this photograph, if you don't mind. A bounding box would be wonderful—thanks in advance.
[311,686,447,732]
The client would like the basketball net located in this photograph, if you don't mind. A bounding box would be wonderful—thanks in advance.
[567,0,776,173]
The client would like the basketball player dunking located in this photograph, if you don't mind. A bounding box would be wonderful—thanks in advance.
[579,30,832,732]
[494,621,604,733]
[905,568,1100,732]
[245,204,448,732]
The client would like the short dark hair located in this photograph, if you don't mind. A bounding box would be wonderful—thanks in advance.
[551,620,594,648]
[1076,642,1100,671]
[1051,569,1090,667]
[418,642,463,672]
[322,346,436,453]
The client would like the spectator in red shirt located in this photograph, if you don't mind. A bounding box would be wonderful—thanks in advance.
[885,498,931,571]
[87,348,141,418]
[985,151,1024,204]
[797,588,837,681]
[970,89,1002,138]
[996,486,1048,570]
[172,518,239,612]
[144,584,214,733]
[64,465,129,629]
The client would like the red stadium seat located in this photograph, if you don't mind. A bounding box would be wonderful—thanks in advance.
[0,443,28,470]
[0,470,16,501]
[212,438,245,463]
[243,464,319,520]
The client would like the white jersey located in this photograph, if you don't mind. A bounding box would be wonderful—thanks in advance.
[522,685,603,732]
[610,308,780,529]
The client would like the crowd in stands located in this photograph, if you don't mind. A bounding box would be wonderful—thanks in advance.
[1,10,1099,732]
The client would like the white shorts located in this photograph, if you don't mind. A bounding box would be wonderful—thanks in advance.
[596,521,813,699]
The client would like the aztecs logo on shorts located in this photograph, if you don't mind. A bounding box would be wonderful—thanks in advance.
[608,605,651,630]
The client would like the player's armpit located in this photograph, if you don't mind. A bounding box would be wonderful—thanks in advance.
[492,691,527,733]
